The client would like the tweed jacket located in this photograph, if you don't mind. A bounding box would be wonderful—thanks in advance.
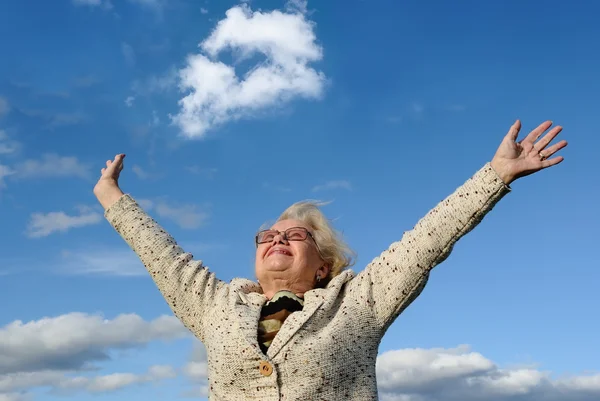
[105,163,509,401]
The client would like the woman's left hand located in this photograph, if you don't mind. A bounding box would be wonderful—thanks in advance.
[490,120,568,185]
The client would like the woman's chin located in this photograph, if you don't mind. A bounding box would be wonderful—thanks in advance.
[261,261,292,272]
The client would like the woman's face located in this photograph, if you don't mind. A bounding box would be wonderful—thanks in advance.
[255,219,326,290]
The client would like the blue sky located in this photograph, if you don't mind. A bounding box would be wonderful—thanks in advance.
[0,0,598,400]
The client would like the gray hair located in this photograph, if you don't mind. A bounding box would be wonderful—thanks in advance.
[276,200,356,284]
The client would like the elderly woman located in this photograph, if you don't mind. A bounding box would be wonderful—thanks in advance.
[94,120,566,400]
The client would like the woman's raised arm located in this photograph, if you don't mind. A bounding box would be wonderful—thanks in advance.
[348,120,567,332]
[93,154,228,342]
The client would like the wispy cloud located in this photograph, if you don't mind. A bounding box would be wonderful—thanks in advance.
[131,164,150,180]
[411,102,424,114]
[71,0,113,10]
[311,180,352,192]
[125,96,135,107]
[171,1,326,138]
[131,68,178,96]
[0,130,20,155]
[26,206,102,238]
[19,109,86,129]
[0,96,10,117]
[13,154,91,179]
[127,0,164,10]
[285,0,308,14]
[0,165,14,190]
[121,42,136,67]
[57,248,146,276]
[185,166,217,179]
[48,112,86,128]
[71,75,100,88]
[262,182,292,193]
[140,199,210,229]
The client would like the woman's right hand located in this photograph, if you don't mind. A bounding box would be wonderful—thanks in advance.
[93,153,126,210]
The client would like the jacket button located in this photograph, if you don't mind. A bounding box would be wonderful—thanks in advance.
[259,361,273,376]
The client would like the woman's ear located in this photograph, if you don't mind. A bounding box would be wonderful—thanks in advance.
[317,264,331,279]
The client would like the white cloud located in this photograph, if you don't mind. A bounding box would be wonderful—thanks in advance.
[0,165,13,190]
[17,109,86,128]
[141,199,209,229]
[181,342,209,398]
[285,0,308,14]
[59,365,176,393]
[26,206,102,238]
[71,0,113,9]
[151,110,160,126]
[125,96,135,107]
[132,164,150,179]
[0,312,187,376]
[13,154,90,179]
[128,0,163,9]
[411,102,424,114]
[0,313,185,399]
[171,2,326,138]
[0,393,29,401]
[131,68,178,96]
[121,42,136,67]
[72,75,100,88]
[200,7,208,14]
[0,130,20,155]
[185,166,217,179]
[0,96,9,117]
[57,248,147,277]
[48,112,86,128]
[376,345,600,401]
[0,365,174,395]
[312,180,352,192]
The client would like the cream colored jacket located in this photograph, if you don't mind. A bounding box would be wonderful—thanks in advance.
[105,163,509,401]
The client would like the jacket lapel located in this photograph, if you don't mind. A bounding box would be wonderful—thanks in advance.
[231,279,267,357]
[266,292,324,359]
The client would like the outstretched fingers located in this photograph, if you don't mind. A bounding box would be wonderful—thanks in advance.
[540,140,568,160]
[522,120,553,144]
[541,154,565,169]
[535,125,563,150]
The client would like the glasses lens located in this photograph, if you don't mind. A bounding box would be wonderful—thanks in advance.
[257,230,277,243]
[286,227,308,240]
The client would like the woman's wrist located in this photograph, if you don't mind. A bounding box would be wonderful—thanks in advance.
[490,159,515,186]
[94,180,124,210]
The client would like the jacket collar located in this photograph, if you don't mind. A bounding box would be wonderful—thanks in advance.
[230,270,355,359]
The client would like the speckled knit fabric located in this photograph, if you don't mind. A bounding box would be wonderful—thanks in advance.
[104,163,509,401]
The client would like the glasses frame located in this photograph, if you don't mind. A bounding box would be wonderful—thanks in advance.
[255,226,316,247]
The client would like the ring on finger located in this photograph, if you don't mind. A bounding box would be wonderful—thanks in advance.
[538,151,547,161]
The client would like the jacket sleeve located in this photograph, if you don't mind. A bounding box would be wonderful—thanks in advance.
[104,194,228,342]
[348,163,511,332]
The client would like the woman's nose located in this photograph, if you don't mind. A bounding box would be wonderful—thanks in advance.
[271,232,288,244]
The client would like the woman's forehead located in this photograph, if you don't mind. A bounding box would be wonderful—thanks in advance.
[270,219,310,230]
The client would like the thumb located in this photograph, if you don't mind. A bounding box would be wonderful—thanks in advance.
[113,154,126,170]
[507,119,521,142]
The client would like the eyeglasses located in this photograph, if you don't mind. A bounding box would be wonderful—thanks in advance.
[255,227,315,246]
